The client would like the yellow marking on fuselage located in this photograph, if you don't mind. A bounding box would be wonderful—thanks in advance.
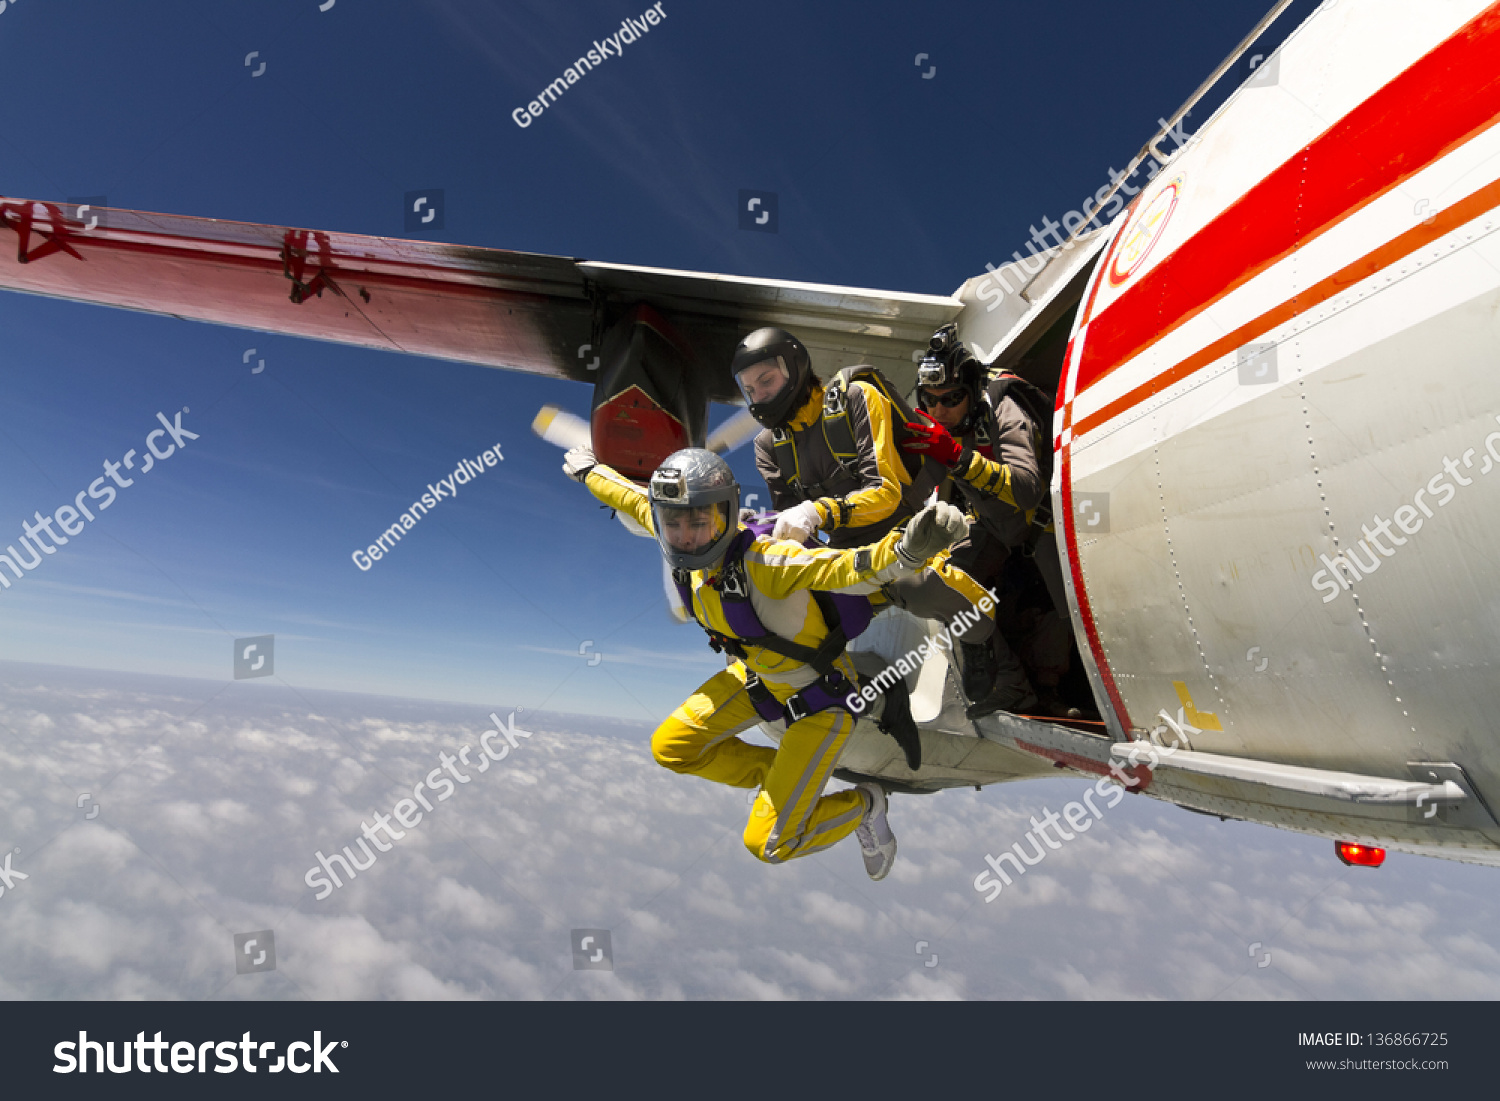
[1172,681,1223,731]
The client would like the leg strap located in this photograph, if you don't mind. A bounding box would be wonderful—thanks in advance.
[746,670,859,726]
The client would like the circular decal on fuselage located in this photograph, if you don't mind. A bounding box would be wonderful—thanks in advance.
[1107,176,1182,287]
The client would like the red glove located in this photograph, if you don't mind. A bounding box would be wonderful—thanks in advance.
[901,411,963,468]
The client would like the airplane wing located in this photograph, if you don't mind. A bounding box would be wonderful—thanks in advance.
[0,198,961,401]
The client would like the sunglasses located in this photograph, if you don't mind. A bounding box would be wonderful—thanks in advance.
[919,389,968,409]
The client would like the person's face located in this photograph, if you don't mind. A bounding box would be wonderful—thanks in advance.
[660,506,720,554]
[736,358,789,405]
[920,385,970,430]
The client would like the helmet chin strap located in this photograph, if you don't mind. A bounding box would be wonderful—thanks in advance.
[664,546,728,579]
[753,377,811,430]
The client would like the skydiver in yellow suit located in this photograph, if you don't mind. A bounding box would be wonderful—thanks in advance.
[562,444,966,879]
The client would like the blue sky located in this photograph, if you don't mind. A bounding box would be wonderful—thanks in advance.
[0,0,1312,717]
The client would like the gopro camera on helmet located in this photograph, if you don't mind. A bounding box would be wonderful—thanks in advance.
[650,468,686,500]
[916,355,949,389]
[928,323,958,357]
[916,323,971,390]
[915,323,984,431]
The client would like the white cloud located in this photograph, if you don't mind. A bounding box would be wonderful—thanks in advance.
[1,662,1499,1000]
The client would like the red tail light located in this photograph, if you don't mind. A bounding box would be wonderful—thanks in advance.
[1335,841,1385,867]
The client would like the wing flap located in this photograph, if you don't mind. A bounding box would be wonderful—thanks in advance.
[581,260,961,394]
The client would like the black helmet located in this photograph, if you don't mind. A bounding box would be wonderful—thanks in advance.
[731,327,812,428]
[648,448,741,571]
[916,323,983,433]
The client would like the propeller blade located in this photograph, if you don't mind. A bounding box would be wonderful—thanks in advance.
[531,404,591,450]
[705,407,760,454]
[533,402,684,622]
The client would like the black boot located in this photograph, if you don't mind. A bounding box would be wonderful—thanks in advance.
[959,640,997,706]
[965,637,1038,720]
[967,681,1040,720]
[875,675,923,772]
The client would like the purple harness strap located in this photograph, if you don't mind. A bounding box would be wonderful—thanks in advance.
[676,528,874,647]
[675,520,876,723]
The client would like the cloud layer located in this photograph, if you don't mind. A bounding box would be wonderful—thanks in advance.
[1,661,1498,1001]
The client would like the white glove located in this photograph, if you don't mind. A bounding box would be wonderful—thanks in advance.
[771,500,823,543]
[896,501,968,567]
[562,446,597,483]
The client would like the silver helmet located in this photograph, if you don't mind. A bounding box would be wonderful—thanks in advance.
[649,449,741,571]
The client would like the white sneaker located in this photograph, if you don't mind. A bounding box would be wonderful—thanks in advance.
[853,782,897,881]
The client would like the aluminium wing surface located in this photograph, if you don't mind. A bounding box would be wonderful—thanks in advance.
[0,199,960,398]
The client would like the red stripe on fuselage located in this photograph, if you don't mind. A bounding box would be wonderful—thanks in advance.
[1052,217,1137,734]
[1075,175,1500,438]
[1058,448,1133,732]
[1076,3,1500,397]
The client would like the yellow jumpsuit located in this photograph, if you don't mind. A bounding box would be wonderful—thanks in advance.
[586,464,920,864]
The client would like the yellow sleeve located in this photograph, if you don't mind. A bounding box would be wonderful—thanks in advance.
[814,383,909,531]
[955,393,1047,513]
[742,529,912,599]
[583,464,655,534]
[956,450,1020,509]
